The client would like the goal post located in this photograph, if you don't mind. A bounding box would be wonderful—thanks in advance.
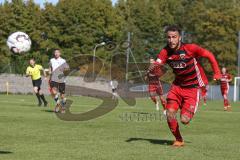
[233,77,240,102]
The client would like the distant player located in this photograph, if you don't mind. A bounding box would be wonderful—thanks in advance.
[198,62,209,105]
[26,58,48,106]
[110,80,118,99]
[49,49,70,113]
[220,67,232,111]
[146,56,166,112]
[152,25,221,147]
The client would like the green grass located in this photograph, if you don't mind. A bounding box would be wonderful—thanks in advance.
[0,94,240,160]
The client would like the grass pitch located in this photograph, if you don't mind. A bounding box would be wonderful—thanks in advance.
[0,94,240,160]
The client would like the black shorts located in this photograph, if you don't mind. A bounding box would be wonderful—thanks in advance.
[112,88,117,93]
[32,78,42,88]
[50,81,65,94]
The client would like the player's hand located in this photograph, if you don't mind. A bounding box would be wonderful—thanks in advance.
[144,75,147,81]
[213,73,221,81]
[26,73,31,77]
[148,63,156,72]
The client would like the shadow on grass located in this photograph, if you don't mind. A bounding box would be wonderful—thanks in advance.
[126,138,191,146]
[0,151,13,154]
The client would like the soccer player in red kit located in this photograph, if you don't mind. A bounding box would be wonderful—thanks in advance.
[152,25,221,147]
[220,67,232,111]
[146,57,166,111]
[198,63,209,105]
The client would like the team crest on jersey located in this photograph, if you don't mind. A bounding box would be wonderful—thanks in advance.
[180,54,185,59]
[178,50,186,60]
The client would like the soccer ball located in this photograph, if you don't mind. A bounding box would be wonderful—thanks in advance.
[7,31,31,54]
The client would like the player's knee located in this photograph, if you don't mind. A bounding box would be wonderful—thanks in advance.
[52,88,57,94]
[150,96,156,102]
[223,94,227,99]
[33,87,38,93]
[166,109,176,120]
[181,115,190,125]
[60,94,65,99]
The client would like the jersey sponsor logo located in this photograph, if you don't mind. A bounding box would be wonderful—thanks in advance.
[169,61,187,69]
[178,50,186,60]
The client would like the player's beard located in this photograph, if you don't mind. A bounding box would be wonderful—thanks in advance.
[169,41,181,51]
[174,41,181,51]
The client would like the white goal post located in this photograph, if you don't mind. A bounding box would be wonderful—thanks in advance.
[233,77,240,102]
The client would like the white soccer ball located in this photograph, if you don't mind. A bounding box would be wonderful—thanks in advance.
[7,31,31,54]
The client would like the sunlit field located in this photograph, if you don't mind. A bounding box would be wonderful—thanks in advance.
[0,95,239,160]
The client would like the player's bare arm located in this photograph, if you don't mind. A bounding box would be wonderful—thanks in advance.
[40,68,47,79]
[25,69,31,77]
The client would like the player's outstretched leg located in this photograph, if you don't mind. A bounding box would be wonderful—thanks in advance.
[166,101,184,147]
[203,96,207,105]
[151,96,159,111]
[223,99,228,111]
[201,87,207,106]
[60,93,66,114]
[33,87,42,106]
[223,93,231,111]
[50,87,60,113]
[160,96,166,109]
[38,89,48,107]
[40,94,48,107]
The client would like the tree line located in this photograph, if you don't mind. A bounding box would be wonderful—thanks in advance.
[0,0,239,83]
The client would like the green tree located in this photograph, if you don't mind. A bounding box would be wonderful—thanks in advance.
[181,0,240,78]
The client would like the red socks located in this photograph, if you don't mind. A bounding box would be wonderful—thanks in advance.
[224,99,229,107]
[203,97,207,104]
[167,118,183,142]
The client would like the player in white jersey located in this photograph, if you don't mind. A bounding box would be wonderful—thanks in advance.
[49,49,69,113]
[110,80,118,99]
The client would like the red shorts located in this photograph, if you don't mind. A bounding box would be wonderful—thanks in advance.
[166,85,200,119]
[148,83,163,96]
[221,86,229,96]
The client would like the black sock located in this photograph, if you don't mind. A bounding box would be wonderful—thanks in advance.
[54,94,59,102]
[40,94,47,103]
[36,93,42,104]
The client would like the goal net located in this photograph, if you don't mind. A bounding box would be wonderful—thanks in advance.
[233,77,240,102]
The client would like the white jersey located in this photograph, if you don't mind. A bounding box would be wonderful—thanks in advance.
[110,80,118,89]
[50,57,66,72]
[49,57,69,83]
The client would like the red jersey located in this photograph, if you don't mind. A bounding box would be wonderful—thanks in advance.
[220,73,232,89]
[157,43,220,88]
[197,62,208,86]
